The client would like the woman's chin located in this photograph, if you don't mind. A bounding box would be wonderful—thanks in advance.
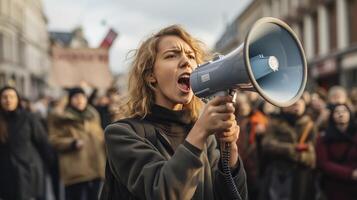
[179,94,194,104]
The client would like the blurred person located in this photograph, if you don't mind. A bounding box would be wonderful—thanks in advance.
[21,97,34,113]
[0,86,53,200]
[238,100,270,200]
[100,25,247,200]
[327,86,348,106]
[316,104,357,200]
[262,101,280,117]
[94,87,122,129]
[48,94,68,115]
[350,87,357,118]
[33,95,51,120]
[261,98,317,200]
[95,95,111,128]
[307,92,330,132]
[302,91,311,107]
[48,87,105,200]
[247,91,260,106]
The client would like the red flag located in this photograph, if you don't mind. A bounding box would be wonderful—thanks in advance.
[100,28,118,49]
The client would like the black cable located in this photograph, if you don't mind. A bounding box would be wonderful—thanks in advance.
[220,142,242,200]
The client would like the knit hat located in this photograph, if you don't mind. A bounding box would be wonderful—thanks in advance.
[67,87,86,100]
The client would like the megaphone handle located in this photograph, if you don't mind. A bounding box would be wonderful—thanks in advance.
[212,90,241,200]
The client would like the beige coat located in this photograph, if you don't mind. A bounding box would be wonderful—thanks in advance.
[48,106,106,186]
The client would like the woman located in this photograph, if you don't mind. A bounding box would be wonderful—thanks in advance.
[48,87,105,200]
[0,86,52,200]
[316,104,357,200]
[100,25,247,200]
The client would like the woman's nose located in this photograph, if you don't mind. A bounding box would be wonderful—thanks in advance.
[179,55,192,69]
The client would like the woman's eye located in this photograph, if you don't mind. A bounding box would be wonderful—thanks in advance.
[165,54,176,59]
[188,55,196,59]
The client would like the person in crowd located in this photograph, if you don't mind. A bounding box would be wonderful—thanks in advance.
[316,104,357,200]
[307,90,330,132]
[0,86,53,200]
[302,91,311,108]
[94,87,122,129]
[237,98,269,200]
[327,86,348,106]
[33,95,51,128]
[349,87,357,119]
[260,98,317,200]
[21,97,34,113]
[48,87,106,200]
[100,25,247,200]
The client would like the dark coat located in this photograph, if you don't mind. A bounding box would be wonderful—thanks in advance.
[0,109,52,200]
[261,115,317,200]
[101,105,248,200]
[316,131,357,200]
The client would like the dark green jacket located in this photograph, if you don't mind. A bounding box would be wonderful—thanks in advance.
[103,121,248,200]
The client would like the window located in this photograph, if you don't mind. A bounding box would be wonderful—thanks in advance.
[298,20,304,46]
[345,69,357,88]
[312,12,319,55]
[327,2,337,51]
[18,40,25,66]
[0,73,5,88]
[348,0,357,44]
[0,33,3,62]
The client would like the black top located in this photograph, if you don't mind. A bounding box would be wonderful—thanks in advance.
[145,104,195,151]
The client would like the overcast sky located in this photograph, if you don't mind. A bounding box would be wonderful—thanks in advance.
[43,0,252,74]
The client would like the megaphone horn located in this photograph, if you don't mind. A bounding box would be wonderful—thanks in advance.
[190,17,307,107]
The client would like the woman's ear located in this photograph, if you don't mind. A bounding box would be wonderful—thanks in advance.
[147,73,157,84]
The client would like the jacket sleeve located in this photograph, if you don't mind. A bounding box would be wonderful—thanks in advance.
[47,115,76,152]
[316,137,354,181]
[105,123,204,200]
[206,135,248,200]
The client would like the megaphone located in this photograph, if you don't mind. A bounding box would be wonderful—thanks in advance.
[190,17,307,107]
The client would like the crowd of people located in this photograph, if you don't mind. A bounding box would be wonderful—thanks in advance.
[236,86,357,200]
[0,23,356,200]
[0,83,356,200]
[0,86,121,200]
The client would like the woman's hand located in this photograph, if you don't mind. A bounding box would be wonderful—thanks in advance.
[216,120,240,168]
[186,96,236,150]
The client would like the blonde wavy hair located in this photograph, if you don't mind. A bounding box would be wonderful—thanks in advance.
[120,25,212,122]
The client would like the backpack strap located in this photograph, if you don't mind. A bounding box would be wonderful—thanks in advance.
[116,118,158,147]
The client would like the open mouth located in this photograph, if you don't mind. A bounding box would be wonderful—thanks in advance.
[177,73,191,92]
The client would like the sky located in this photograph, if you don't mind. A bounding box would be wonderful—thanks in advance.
[43,0,252,74]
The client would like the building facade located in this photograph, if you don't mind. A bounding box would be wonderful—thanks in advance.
[0,0,50,98]
[215,0,357,89]
[49,27,114,95]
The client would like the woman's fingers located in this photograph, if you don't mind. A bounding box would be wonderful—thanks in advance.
[209,96,233,106]
[216,125,240,143]
[211,113,235,121]
[212,103,235,113]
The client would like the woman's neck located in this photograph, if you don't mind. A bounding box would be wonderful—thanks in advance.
[336,123,348,133]
[155,101,183,111]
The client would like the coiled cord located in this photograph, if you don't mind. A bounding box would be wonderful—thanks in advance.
[220,142,242,200]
